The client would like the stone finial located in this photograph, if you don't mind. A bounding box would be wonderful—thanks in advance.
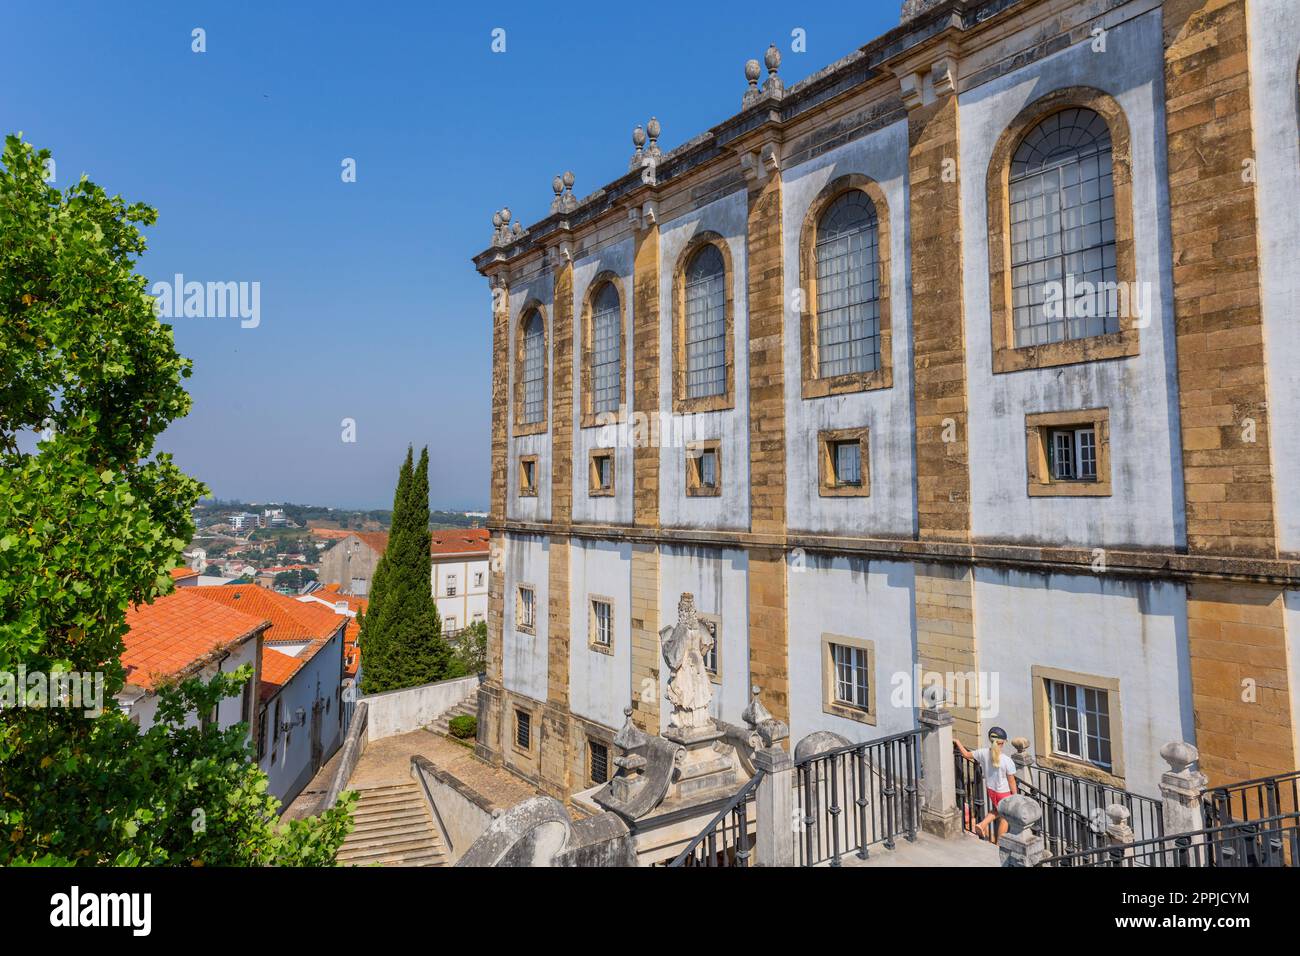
[921,682,946,710]
[743,58,763,108]
[762,43,784,99]
[645,117,662,158]
[741,685,790,747]
[1160,740,1199,775]
[550,171,577,215]
[511,221,522,236]
[629,125,647,172]
[1105,803,1134,848]
[742,685,773,727]
[997,794,1041,837]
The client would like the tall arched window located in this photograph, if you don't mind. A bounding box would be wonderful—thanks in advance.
[684,244,726,399]
[521,310,545,424]
[590,283,621,415]
[1009,107,1116,347]
[815,191,881,378]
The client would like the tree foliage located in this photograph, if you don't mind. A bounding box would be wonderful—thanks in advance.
[357,446,451,693]
[0,135,352,865]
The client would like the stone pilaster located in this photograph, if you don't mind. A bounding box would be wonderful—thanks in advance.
[1185,581,1294,783]
[914,564,980,746]
[628,542,661,734]
[907,92,970,542]
[632,215,660,528]
[1164,0,1277,560]
[744,149,790,726]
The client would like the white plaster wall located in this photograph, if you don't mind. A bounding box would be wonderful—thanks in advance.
[568,538,633,730]
[1246,0,1300,555]
[960,10,1185,550]
[786,557,918,746]
[260,629,346,804]
[124,638,259,736]
[506,271,554,524]
[501,532,549,703]
[658,545,750,730]
[433,556,489,629]
[571,239,635,526]
[362,673,481,741]
[658,190,751,532]
[781,118,918,537]
[974,568,1193,798]
[1284,591,1300,768]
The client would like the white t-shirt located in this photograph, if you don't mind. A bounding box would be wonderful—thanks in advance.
[973,747,1016,794]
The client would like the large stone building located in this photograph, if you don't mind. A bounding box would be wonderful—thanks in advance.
[471,0,1300,802]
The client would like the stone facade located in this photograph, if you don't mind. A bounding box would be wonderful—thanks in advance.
[472,0,1300,796]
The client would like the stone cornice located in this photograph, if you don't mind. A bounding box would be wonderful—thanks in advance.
[488,519,1300,588]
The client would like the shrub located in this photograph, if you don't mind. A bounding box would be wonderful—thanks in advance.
[448,715,477,740]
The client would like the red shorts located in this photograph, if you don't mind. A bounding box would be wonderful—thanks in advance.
[987,788,1012,810]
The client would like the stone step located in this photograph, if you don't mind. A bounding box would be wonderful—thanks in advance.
[352,805,429,824]
[337,781,447,867]
[349,819,437,841]
[339,840,445,866]
[338,847,447,867]
[340,830,440,855]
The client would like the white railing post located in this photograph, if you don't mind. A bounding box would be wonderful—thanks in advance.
[918,694,959,838]
[754,746,795,867]
[998,794,1044,867]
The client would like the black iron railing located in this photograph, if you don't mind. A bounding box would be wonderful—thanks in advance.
[1205,769,1300,828]
[955,750,1141,857]
[794,729,921,866]
[665,769,764,867]
[1024,762,1164,844]
[1040,811,1300,868]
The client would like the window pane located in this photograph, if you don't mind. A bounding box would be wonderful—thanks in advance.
[816,192,881,378]
[1009,109,1118,347]
[701,450,717,487]
[522,312,545,423]
[591,283,621,414]
[1077,427,1097,480]
[1052,431,1075,480]
[834,441,861,486]
[684,245,727,398]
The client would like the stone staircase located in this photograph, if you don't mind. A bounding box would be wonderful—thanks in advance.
[336,782,447,867]
[429,696,478,739]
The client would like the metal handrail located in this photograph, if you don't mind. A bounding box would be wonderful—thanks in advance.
[665,769,765,867]
[1204,769,1300,828]
[1039,811,1300,868]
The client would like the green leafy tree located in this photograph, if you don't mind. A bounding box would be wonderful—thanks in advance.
[358,447,451,693]
[0,135,351,865]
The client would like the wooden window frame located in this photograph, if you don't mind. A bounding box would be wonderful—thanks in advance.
[518,455,539,498]
[671,232,736,414]
[1030,664,1126,786]
[820,633,877,725]
[799,174,894,399]
[580,273,628,429]
[588,595,615,656]
[817,427,870,497]
[516,584,537,635]
[1025,408,1111,497]
[685,439,722,498]
[987,87,1138,374]
[588,447,616,498]
[513,302,550,435]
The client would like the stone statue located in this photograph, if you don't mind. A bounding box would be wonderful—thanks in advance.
[659,593,715,734]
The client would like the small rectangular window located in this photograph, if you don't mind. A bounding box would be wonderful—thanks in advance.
[589,448,615,497]
[820,634,876,725]
[818,428,870,497]
[589,740,610,784]
[685,440,721,497]
[1026,410,1110,497]
[1047,678,1113,771]
[515,709,532,751]
[474,571,484,587]
[446,616,457,632]
[699,614,720,679]
[446,573,457,597]
[589,597,614,653]
[517,585,536,633]
[519,456,539,497]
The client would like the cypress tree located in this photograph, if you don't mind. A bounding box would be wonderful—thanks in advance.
[357,447,411,694]
[358,446,451,693]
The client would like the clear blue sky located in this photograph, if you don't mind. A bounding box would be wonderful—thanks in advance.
[3,0,900,509]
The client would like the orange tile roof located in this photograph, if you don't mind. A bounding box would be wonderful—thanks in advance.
[309,527,354,540]
[430,528,490,556]
[353,531,390,554]
[169,567,199,582]
[189,584,344,644]
[122,590,269,691]
[258,647,305,703]
[299,589,367,678]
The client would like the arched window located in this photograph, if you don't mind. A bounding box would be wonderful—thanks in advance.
[1008,107,1117,347]
[590,283,621,415]
[815,191,881,378]
[683,244,727,399]
[521,310,545,424]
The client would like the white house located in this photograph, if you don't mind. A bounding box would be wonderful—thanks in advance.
[430,529,490,633]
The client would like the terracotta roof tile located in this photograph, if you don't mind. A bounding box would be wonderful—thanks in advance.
[122,590,269,691]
